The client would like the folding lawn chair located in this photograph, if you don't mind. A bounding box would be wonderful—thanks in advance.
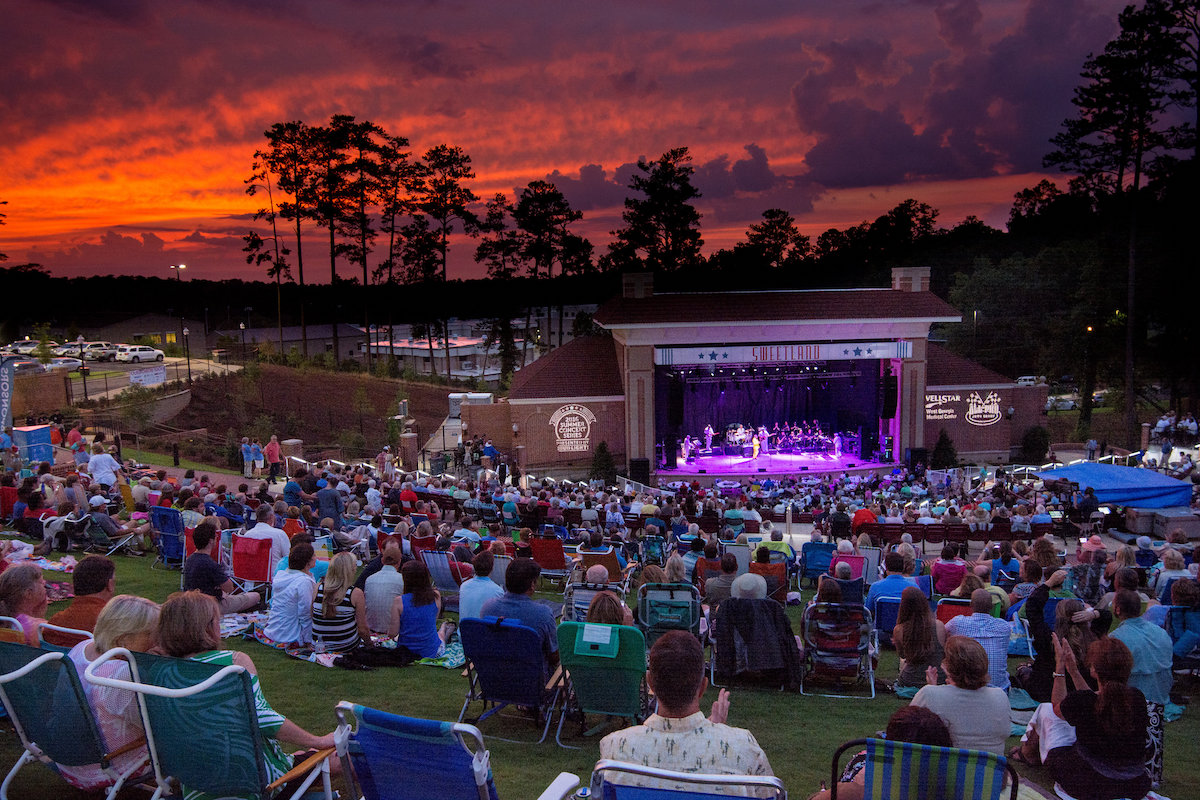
[0,641,149,800]
[37,620,93,652]
[580,759,786,799]
[489,554,511,590]
[639,533,666,567]
[829,737,1017,800]
[230,533,275,600]
[84,515,141,558]
[871,596,902,647]
[333,701,507,800]
[458,617,563,744]
[723,542,752,575]
[935,597,973,625]
[118,482,136,513]
[562,581,624,623]
[859,546,882,584]
[576,547,633,588]
[84,647,334,800]
[800,602,877,698]
[817,574,864,605]
[829,554,866,580]
[636,583,702,651]
[799,541,837,588]
[530,537,572,589]
[421,550,465,613]
[710,596,803,690]
[149,507,185,570]
[554,622,648,748]
[749,561,789,605]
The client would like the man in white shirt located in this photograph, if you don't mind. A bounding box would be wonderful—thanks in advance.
[242,505,291,565]
[599,631,772,792]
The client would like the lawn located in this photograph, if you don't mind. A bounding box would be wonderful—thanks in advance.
[3,545,1198,799]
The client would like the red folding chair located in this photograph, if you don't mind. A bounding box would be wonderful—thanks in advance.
[230,534,274,599]
[935,597,973,625]
[829,554,866,580]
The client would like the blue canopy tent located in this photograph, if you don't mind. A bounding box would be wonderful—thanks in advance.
[1033,463,1192,509]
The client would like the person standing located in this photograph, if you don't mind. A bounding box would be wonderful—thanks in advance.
[237,437,251,479]
[264,435,282,484]
[1108,589,1174,787]
[249,438,264,479]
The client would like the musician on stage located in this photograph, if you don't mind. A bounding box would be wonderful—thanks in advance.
[833,431,843,458]
[703,424,714,451]
[751,432,760,460]
[757,426,770,454]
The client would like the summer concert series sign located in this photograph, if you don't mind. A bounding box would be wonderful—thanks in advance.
[550,403,597,453]
[655,341,912,365]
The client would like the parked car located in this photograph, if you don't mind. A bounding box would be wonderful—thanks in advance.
[1016,375,1046,386]
[80,341,118,361]
[115,345,165,363]
[47,357,84,372]
[11,360,46,375]
[11,339,58,355]
[1045,396,1078,411]
[53,343,85,357]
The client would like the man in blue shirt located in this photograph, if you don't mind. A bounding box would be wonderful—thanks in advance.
[459,550,504,621]
[866,552,918,612]
[480,557,559,670]
[240,437,253,478]
[315,479,344,530]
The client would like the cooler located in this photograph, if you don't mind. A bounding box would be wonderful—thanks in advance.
[1153,507,1200,540]
[1124,507,1157,535]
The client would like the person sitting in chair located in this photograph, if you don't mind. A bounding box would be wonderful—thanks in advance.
[600,630,773,789]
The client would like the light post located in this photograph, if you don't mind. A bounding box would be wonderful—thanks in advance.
[169,263,186,281]
[75,334,85,358]
[183,327,192,385]
[239,322,246,364]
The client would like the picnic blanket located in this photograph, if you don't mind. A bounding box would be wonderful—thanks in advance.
[45,581,74,603]
[223,611,269,639]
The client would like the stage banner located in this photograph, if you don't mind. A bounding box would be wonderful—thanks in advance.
[0,356,17,431]
[656,341,912,365]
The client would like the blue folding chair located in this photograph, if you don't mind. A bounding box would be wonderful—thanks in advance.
[872,596,902,647]
[830,737,1017,799]
[149,506,185,570]
[636,583,702,652]
[334,701,507,800]
[799,541,837,588]
[458,617,562,744]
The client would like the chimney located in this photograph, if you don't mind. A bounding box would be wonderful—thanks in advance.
[622,272,654,299]
[891,266,930,293]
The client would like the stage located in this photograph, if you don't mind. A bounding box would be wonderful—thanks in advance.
[659,449,889,481]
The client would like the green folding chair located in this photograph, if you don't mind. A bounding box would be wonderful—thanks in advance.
[555,622,649,749]
[0,641,148,800]
[84,647,333,800]
[830,738,1017,800]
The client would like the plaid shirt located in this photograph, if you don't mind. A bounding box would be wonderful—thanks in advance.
[946,613,1012,690]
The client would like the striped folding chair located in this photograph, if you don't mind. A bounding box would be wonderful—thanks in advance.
[830,737,1017,799]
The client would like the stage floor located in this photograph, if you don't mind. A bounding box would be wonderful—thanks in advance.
[660,450,887,480]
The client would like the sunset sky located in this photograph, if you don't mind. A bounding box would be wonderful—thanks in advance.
[0,0,1128,282]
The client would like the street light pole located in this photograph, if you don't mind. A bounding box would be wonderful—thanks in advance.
[169,263,187,281]
[239,322,246,364]
[183,327,192,385]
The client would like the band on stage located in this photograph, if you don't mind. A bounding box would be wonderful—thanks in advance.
[681,420,857,461]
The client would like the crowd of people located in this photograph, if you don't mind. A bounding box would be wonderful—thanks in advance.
[2,443,1198,800]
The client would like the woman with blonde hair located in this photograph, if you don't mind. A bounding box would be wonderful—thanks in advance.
[896,542,918,576]
[60,595,159,792]
[156,592,338,790]
[311,552,367,652]
[664,553,688,584]
[1105,544,1136,583]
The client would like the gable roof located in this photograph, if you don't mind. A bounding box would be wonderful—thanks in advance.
[508,335,623,400]
[926,342,1013,386]
[594,289,960,327]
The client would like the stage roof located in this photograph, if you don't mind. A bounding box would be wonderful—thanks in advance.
[595,289,960,328]
[1033,462,1193,508]
[508,335,623,400]
[926,343,1014,386]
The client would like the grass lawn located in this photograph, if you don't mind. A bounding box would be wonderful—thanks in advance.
[3,544,1198,799]
[120,447,238,478]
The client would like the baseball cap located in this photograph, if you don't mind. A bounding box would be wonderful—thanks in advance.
[89,495,107,508]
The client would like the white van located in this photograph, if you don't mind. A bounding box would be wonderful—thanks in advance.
[1016,375,1045,387]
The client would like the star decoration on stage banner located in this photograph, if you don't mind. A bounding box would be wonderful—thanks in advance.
[698,351,730,361]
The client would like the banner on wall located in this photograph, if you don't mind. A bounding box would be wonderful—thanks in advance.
[129,365,167,387]
[656,341,912,365]
[0,356,16,431]
[550,403,596,453]
[924,390,1005,426]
